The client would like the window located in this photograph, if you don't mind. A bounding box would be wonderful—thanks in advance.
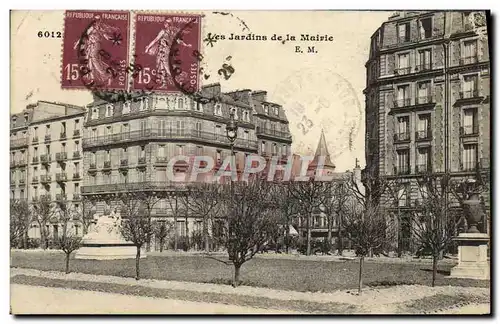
[33,127,38,138]
[419,49,433,70]
[105,150,110,162]
[90,152,96,164]
[160,120,167,136]
[416,114,431,139]
[176,145,183,155]
[215,125,222,139]
[274,106,279,115]
[91,108,98,120]
[105,126,112,138]
[462,74,478,98]
[419,17,432,39]
[395,116,410,141]
[462,108,478,135]
[46,144,50,155]
[243,130,249,141]
[138,170,146,182]
[140,120,147,136]
[176,221,186,237]
[74,183,80,193]
[139,97,149,111]
[462,144,478,171]
[121,123,129,138]
[216,150,222,163]
[261,141,266,154]
[214,103,222,116]
[74,162,80,174]
[397,53,410,74]
[272,143,277,155]
[417,147,431,173]
[398,22,410,42]
[396,85,410,107]
[61,143,66,153]
[417,81,431,104]
[91,128,97,140]
[231,108,239,120]
[34,147,38,157]
[195,122,202,137]
[398,184,409,207]
[140,146,146,158]
[176,120,185,136]
[283,145,288,156]
[178,97,184,110]
[61,122,66,134]
[463,40,478,64]
[122,101,131,114]
[263,105,269,114]
[196,146,203,156]
[396,149,409,175]
[158,145,165,158]
[46,125,50,134]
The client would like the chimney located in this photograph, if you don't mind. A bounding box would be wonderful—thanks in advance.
[226,89,252,104]
[251,90,267,102]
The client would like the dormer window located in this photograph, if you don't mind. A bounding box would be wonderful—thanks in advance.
[231,108,239,120]
[123,101,131,114]
[214,103,222,116]
[91,108,98,120]
[263,105,269,114]
[24,113,28,123]
[274,106,279,115]
[12,116,17,124]
[105,104,113,117]
[244,111,249,122]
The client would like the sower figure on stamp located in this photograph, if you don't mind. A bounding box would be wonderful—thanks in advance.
[144,18,192,89]
[74,15,121,87]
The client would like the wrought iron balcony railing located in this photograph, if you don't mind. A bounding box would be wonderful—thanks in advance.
[460,56,478,65]
[393,98,412,108]
[255,127,292,139]
[459,90,480,99]
[44,134,51,142]
[83,128,259,150]
[103,161,111,169]
[32,137,39,144]
[89,163,97,171]
[415,164,431,174]
[10,137,28,148]
[73,129,81,137]
[56,193,67,201]
[393,165,411,175]
[32,156,39,164]
[415,130,432,140]
[394,67,411,75]
[81,181,188,194]
[415,63,432,72]
[417,95,434,105]
[394,132,410,142]
[460,125,479,136]
[40,154,51,164]
[73,194,81,201]
[40,174,52,183]
[119,159,128,168]
[56,152,68,162]
[60,132,67,140]
[73,151,81,159]
[461,161,479,172]
[73,172,81,180]
[31,176,39,184]
[138,157,146,165]
[56,173,67,182]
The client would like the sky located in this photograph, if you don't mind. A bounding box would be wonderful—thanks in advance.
[10,10,390,172]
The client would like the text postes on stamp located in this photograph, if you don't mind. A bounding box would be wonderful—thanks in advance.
[62,10,130,91]
[133,13,201,94]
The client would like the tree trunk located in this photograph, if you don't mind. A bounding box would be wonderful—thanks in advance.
[327,215,332,247]
[135,246,141,280]
[185,195,190,250]
[285,216,290,254]
[65,253,70,274]
[159,238,164,252]
[358,256,364,295]
[337,213,343,256]
[306,213,311,256]
[432,255,438,287]
[233,264,241,288]
[174,197,178,251]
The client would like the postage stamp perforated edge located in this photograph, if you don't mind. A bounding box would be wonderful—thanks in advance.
[60,9,132,91]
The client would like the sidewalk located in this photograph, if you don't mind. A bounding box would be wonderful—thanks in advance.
[11,267,489,310]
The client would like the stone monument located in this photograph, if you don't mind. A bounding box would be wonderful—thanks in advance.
[75,208,142,260]
[450,187,489,280]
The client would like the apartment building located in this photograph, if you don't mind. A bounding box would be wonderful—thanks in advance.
[364,11,490,252]
[10,101,86,239]
[80,84,293,246]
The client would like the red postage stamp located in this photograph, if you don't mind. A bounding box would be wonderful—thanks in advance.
[132,13,202,93]
[61,10,130,91]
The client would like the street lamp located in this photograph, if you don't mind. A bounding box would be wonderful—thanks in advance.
[226,110,238,256]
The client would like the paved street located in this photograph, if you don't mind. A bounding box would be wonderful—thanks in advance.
[10,284,299,314]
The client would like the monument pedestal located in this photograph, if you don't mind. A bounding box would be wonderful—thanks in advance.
[75,213,145,260]
[450,233,489,280]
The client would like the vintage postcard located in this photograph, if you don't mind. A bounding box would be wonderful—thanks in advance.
[9,10,491,315]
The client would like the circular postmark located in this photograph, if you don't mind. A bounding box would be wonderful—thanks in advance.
[271,68,362,162]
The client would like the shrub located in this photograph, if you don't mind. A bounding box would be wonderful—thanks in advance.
[27,238,41,249]
[190,230,204,250]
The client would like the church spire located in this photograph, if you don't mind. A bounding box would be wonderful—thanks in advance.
[310,129,335,171]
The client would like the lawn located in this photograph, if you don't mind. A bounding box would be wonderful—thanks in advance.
[10,250,489,292]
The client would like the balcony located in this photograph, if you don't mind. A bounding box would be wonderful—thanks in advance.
[255,127,292,142]
[40,175,52,184]
[73,172,81,180]
[81,181,188,194]
[394,132,410,143]
[32,196,38,202]
[31,176,39,184]
[32,156,39,164]
[73,151,81,159]
[44,134,51,143]
[415,63,433,72]
[40,154,51,164]
[73,194,81,201]
[56,152,68,162]
[19,178,25,184]
[40,194,51,201]
[103,161,111,170]
[398,35,410,44]
[459,90,480,100]
[415,163,431,174]
[60,132,67,140]
[83,128,259,151]
[56,173,68,182]
[73,129,81,138]
[17,159,27,167]
[10,161,16,168]
[460,56,478,65]
[138,157,146,165]
[155,156,169,165]
[10,179,16,186]
[461,161,478,172]
[394,67,411,76]
[56,193,67,202]
[393,166,410,176]
[417,95,434,105]
[32,137,39,144]
[415,130,432,141]
[393,98,411,108]
[460,125,479,136]
[119,159,128,169]
[88,163,97,172]
[10,137,28,148]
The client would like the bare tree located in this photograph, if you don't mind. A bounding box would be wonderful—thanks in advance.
[55,200,82,274]
[75,197,96,235]
[288,179,331,256]
[271,182,299,254]
[10,199,31,248]
[133,192,162,252]
[410,174,461,287]
[219,179,280,287]
[118,193,153,280]
[320,180,350,255]
[181,183,221,253]
[32,195,57,249]
[165,191,181,250]
[152,219,174,252]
